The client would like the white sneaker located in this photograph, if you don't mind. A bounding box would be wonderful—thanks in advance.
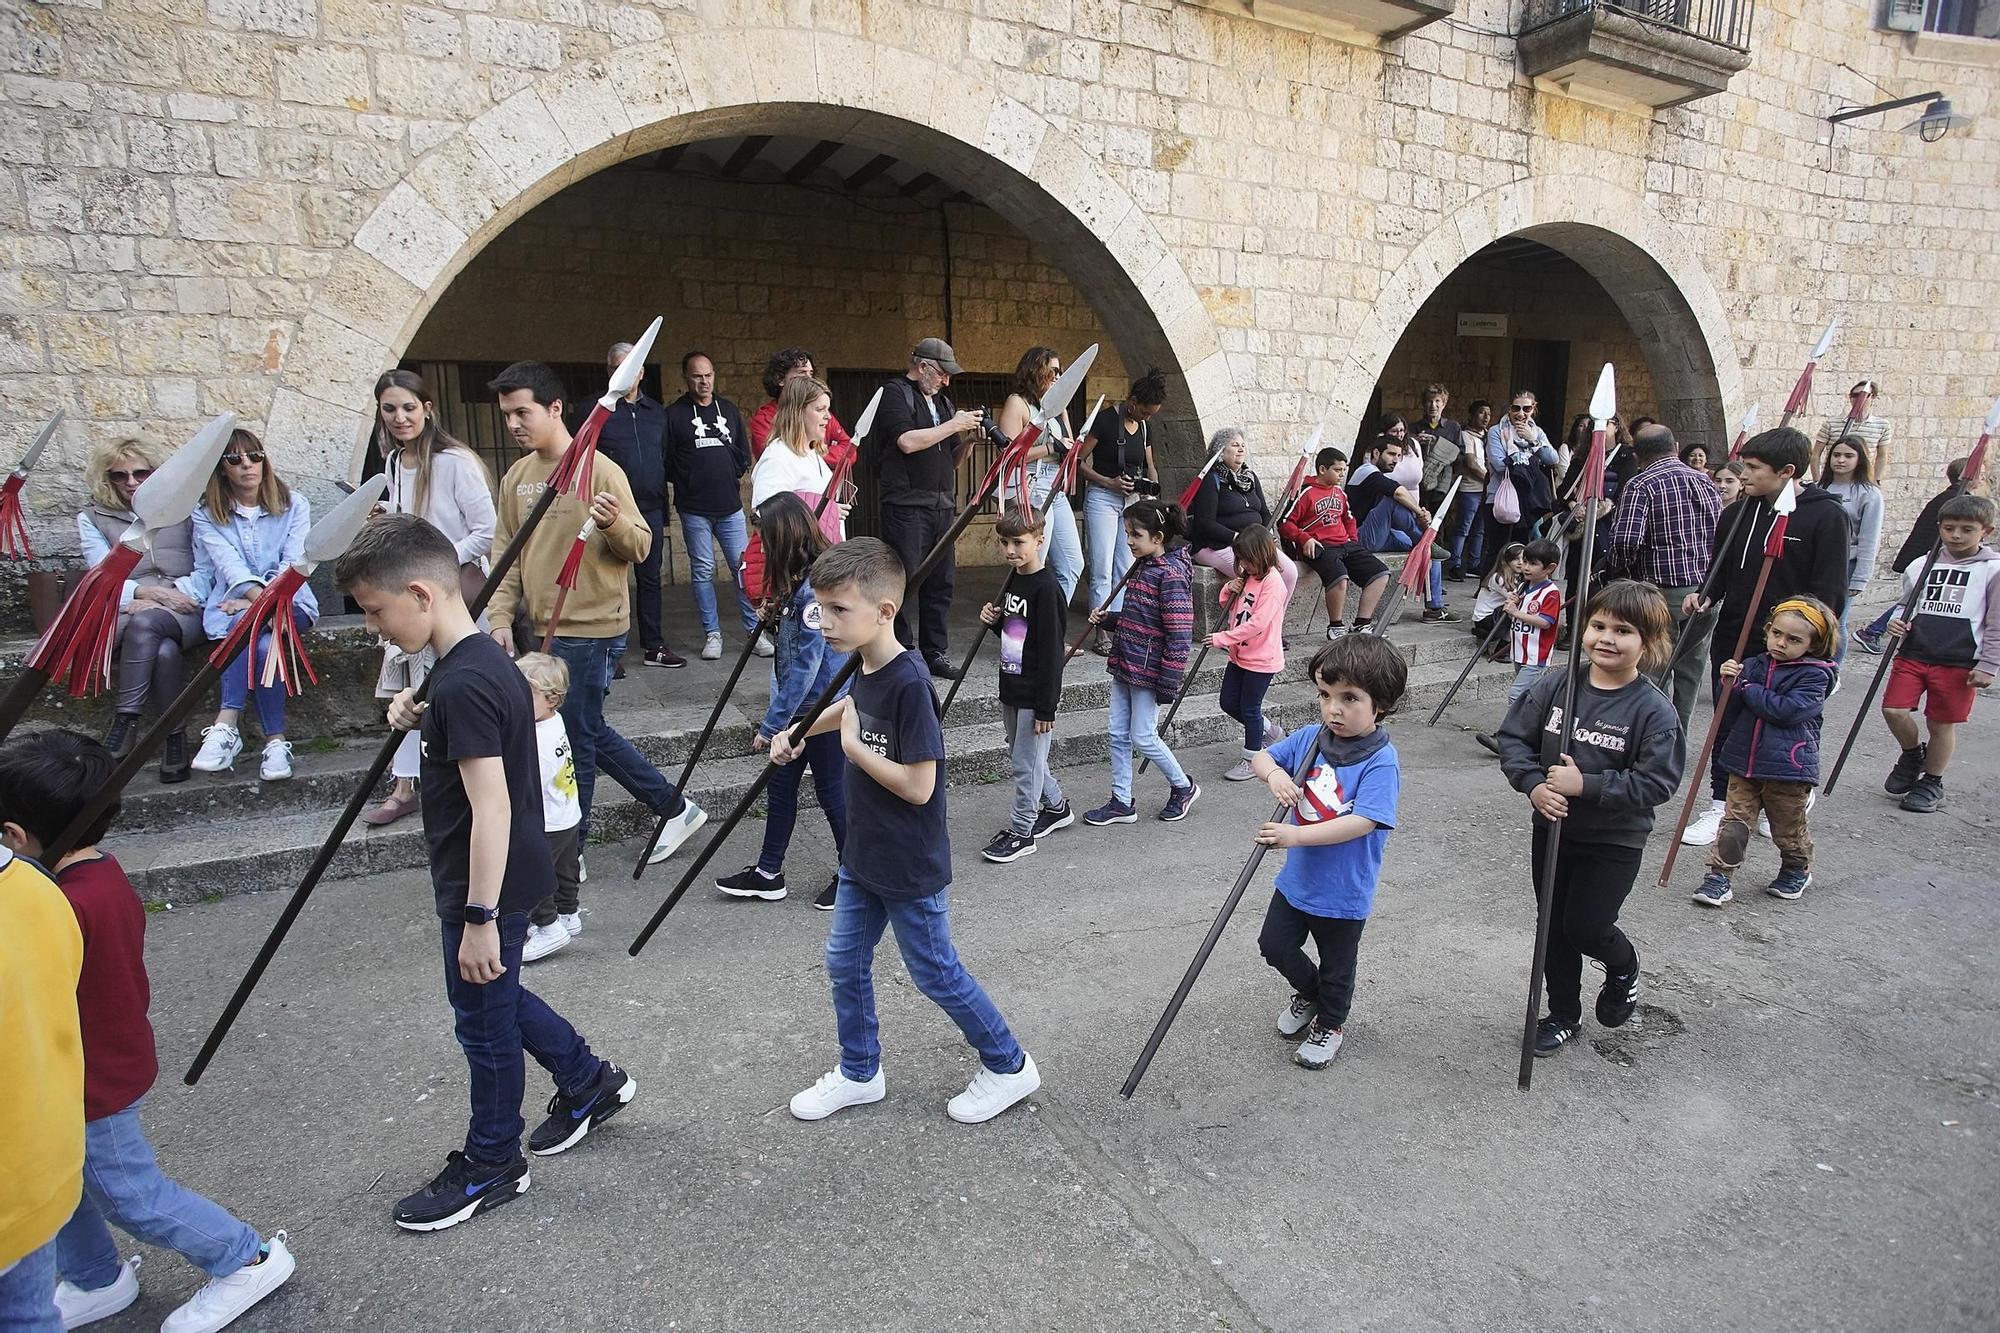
[1757,787,1815,839]
[1294,1022,1344,1070]
[522,921,569,962]
[160,1233,294,1333]
[54,1255,140,1328]
[190,724,241,773]
[700,632,723,661]
[1680,801,1725,846]
[645,800,708,864]
[789,1067,886,1121]
[753,632,776,658]
[1277,993,1316,1038]
[259,738,294,781]
[947,1051,1041,1124]
[558,911,583,937]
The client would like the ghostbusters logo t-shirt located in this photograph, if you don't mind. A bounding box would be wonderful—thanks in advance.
[1264,723,1401,919]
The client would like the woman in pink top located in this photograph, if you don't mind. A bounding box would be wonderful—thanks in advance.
[1209,525,1289,782]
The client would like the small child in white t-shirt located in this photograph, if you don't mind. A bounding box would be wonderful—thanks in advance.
[516,652,583,963]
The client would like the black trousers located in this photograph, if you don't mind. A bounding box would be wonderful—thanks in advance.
[879,500,956,661]
[633,507,666,652]
[1530,826,1641,1024]
[1258,890,1367,1028]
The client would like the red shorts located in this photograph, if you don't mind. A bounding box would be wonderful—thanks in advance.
[1883,657,1976,724]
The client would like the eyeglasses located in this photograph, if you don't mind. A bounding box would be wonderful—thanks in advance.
[222,452,266,466]
[106,468,153,484]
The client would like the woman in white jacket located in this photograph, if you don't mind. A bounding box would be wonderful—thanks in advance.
[363,369,496,825]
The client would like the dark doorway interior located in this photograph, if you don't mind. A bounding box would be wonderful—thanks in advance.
[1508,338,1570,439]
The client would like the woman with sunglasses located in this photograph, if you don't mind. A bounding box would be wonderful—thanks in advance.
[189,430,316,781]
[363,370,497,826]
[996,346,1084,603]
[75,437,210,783]
[1483,391,1562,566]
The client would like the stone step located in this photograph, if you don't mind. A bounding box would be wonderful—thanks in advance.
[105,648,1515,906]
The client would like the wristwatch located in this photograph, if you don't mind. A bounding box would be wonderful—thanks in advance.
[462,903,500,925]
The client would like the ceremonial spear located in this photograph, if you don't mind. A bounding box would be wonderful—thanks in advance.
[1516,365,1616,1091]
[1366,476,1462,636]
[0,413,233,743]
[0,410,61,561]
[633,388,884,856]
[1822,397,1997,795]
[626,344,1099,939]
[183,325,663,1084]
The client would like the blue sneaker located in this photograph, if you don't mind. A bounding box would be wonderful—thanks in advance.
[393,1152,528,1232]
[1084,797,1137,826]
[528,1061,636,1156]
[1158,782,1201,822]
[1766,867,1812,901]
[1692,873,1734,907]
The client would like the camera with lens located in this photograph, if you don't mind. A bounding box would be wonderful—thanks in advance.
[1124,470,1161,497]
[978,406,1012,452]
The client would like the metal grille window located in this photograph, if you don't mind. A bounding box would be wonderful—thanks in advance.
[1519,0,1755,49]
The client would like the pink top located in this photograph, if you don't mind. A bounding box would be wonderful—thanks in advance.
[1211,568,1287,673]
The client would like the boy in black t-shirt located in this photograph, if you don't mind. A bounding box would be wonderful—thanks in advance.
[337,514,636,1233]
[978,505,1071,864]
[771,538,1042,1124]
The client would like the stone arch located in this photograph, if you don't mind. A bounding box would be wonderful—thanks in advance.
[1326,175,1742,448]
[268,31,1233,477]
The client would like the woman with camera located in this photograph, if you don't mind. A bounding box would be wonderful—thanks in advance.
[1077,368,1168,654]
[1187,427,1298,598]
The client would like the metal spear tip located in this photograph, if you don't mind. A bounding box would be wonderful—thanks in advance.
[132,412,236,533]
[1984,395,2000,434]
[12,408,64,474]
[850,387,885,444]
[1036,343,1099,425]
[603,316,663,401]
[1741,402,1760,433]
[303,473,389,564]
[1810,315,1840,361]
[1301,421,1324,456]
[1588,363,1617,423]
[1774,479,1799,515]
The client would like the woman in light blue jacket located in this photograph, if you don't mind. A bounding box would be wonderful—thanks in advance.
[1819,433,1883,666]
[189,429,316,780]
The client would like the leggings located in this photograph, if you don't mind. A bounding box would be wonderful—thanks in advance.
[1219,663,1275,755]
[115,607,195,717]
[1530,826,1641,1025]
[760,729,848,875]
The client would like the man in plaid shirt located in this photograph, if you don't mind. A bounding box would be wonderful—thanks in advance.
[1607,423,1722,725]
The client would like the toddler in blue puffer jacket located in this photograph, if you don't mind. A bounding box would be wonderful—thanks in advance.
[1694,596,1838,908]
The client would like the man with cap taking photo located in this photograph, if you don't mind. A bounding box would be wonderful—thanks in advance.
[869,338,984,678]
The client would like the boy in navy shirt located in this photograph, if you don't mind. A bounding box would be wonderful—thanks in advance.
[1251,634,1407,1069]
[338,514,635,1232]
[978,505,1071,864]
[772,538,1042,1123]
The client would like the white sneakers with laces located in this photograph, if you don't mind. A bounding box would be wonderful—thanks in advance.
[522,921,569,962]
[947,1052,1041,1124]
[1680,801,1725,846]
[259,738,293,781]
[558,911,583,937]
[160,1233,295,1333]
[789,1068,886,1121]
[190,724,241,773]
[700,632,723,661]
[54,1254,140,1328]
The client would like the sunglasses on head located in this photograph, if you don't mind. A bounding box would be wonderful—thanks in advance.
[107,468,153,484]
[223,451,266,466]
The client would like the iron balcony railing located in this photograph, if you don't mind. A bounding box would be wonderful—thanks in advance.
[1518,0,1756,51]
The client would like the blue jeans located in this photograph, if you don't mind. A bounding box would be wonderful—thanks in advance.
[55,1101,260,1290]
[760,729,848,875]
[1036,491,1083,606]
[1109,677,1187,799]
[215,610,316,735]
[442,914,602,1164]
[824,869,1024,1081]
[1508,662,1547,704]
[1357,502,1419,554]
[550,634,686,838]
[680,509,756,636]
[1083,485,1131,614]
[1449,492,1486,570]
[0,1242,61,1333]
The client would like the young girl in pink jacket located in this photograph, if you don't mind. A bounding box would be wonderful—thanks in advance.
[1212,525,1289,781]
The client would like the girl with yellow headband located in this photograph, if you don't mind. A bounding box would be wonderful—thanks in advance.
[1694,595,1839,907]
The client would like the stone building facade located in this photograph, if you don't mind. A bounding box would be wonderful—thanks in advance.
[2,0,1996,582]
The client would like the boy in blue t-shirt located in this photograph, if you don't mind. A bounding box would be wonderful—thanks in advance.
[1250,634,1407,1069]
[771,538,1041,1124]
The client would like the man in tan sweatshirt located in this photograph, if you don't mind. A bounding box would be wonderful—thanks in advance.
[485,361,708,871]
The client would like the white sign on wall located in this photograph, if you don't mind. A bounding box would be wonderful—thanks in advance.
[1457,313,1509,338]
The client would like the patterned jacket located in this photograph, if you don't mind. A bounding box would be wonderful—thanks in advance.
[1108,545,1194,700]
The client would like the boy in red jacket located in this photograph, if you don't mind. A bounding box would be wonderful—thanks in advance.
[1281,447,1390,639]
[0,732,295,1333]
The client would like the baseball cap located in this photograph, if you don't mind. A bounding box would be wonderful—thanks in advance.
[912,338,963,375]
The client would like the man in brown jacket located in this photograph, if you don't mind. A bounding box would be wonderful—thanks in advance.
[485,361,707,869]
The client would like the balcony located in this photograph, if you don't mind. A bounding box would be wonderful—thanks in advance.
[1518,0,1755,112]
[1183,0,1453,47]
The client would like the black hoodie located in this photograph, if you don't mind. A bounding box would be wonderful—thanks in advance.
[1708,485,1850,651]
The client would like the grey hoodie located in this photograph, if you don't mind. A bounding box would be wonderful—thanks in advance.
[1497,668,1686,850]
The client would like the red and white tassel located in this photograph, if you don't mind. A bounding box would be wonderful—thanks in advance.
[25,544,143,696]
[549,406,604,499]
[540,516,595,652]
[0,475,31,559]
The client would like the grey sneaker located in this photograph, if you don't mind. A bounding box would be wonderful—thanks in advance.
[700,632,723,661]
[1692,872,1734,907]
[1223,758,1258,782]
[1293,1019,1344,1069]
[1278,993,1316,1038]
[1899,773,1944,813]
[1766,867,1812,900]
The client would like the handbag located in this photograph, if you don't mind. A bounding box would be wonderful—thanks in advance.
[1491,470,1521,525]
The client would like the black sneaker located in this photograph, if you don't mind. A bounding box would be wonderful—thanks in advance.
[981,830,1037,863]
[1475,732,1501,756]
[925,655,960,680]
[1899,773,1945,813]
[716,865,787,901]
[1444,561,1466,582]
[158,729,191,785]
[393,1151,529,1232]
[1533,1016,1582,1057]
[1031,800,1074,839]
[1884,744,1927,796]
[1158,782,1200,822]
[527,1061,636,1157]
[813,878,838,911]
[1596,954,1640,1029]
[1422,606,1459,623]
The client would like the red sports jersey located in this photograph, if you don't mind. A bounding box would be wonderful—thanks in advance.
[1511,579,1562,666]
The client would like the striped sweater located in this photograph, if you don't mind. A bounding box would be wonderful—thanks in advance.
[1109,545,1194,699]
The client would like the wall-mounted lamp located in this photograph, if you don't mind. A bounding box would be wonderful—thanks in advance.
[1828,90,1975,142]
